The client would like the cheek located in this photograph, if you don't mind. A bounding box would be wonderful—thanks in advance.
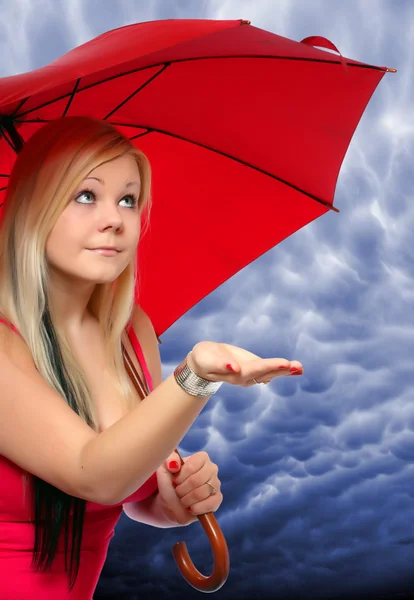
[127,216,142,245]
[45,214,80,261]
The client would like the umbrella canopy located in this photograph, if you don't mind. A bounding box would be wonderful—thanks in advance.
[0,19,393,337]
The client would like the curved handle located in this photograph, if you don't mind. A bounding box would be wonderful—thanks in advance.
[172,451,230,593]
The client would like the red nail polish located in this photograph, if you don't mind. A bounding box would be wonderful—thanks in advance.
[169,461,179,469]
[279,365,290,369]
[226,364,236,372]
[290,367,301,372]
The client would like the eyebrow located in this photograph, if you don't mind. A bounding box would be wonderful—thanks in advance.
[85,176,139,188]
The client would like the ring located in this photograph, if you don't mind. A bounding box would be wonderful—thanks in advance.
[206,481,217,496]
[252,378,269,385]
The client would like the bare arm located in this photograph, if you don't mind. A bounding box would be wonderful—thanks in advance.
[0,316,210,506]
[81,370,210,504]
[122,311,185,525]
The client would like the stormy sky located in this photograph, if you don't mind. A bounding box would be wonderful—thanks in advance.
[1,1,412,599]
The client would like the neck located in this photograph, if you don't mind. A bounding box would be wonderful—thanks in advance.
[47,269,97,335]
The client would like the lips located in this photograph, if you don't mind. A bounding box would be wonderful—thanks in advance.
[88,247,120,256]
[89,246,120,252]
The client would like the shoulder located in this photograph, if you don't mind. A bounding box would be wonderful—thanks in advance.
[130,305,162,389]
[130,304,157,344]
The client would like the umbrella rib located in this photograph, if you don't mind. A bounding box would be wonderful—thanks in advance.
[15,54,385,119]
[125,125,339,213]
[0,128,17,154]
[103,63,170,121]
[62,78,81,117]
[11,97,29,118]
[102,122,144,129]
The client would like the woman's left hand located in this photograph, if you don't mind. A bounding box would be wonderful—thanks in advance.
[155,450,223,526]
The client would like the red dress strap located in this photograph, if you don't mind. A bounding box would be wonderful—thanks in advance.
[0,318,20,336]
[126,325,153,393]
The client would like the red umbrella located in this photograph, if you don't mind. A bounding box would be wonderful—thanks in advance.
[0,18,395,593]
[0,19,395,336]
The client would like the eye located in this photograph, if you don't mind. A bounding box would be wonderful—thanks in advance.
[75,189,95,204]
[74,189,138,208]
[119,194,138,208]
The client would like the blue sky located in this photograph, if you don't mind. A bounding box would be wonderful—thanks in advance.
[1,1,412,599]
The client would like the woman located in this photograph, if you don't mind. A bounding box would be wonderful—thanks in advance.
[0,116,303,598]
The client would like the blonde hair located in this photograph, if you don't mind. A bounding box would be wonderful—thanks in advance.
[0,116,153,588]
[0,116,152,429]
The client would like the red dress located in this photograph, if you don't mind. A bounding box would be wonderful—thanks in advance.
[0,318,158,599]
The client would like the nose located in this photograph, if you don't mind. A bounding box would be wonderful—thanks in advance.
[97,202,124,233]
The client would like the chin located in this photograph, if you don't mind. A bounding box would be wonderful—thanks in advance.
[89,271,125,284]
[71,266,127,285]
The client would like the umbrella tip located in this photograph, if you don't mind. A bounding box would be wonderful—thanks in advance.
[385,67,397,73]
[240,19,251,25]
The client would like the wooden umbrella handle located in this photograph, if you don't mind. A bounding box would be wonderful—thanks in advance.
[172,461,230,592]
[122,342,230,592]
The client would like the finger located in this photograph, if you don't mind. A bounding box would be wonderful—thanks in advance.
[229,357,291,376]
[252,361,304,382]
[178,474,221,505]
[174,463,219,497]
[177,477,221,506]
[164,451,182,473]
[217,358,295,383]
[246,370,304,386]
[187,490,223,516]
[250,364,304,384]
[173,451,210,486]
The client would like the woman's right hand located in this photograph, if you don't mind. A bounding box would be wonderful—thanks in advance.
[187,341,303,387]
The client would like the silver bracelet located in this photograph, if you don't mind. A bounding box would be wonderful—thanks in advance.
[173,351,223,398]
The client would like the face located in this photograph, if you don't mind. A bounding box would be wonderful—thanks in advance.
[46,154,142,286]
